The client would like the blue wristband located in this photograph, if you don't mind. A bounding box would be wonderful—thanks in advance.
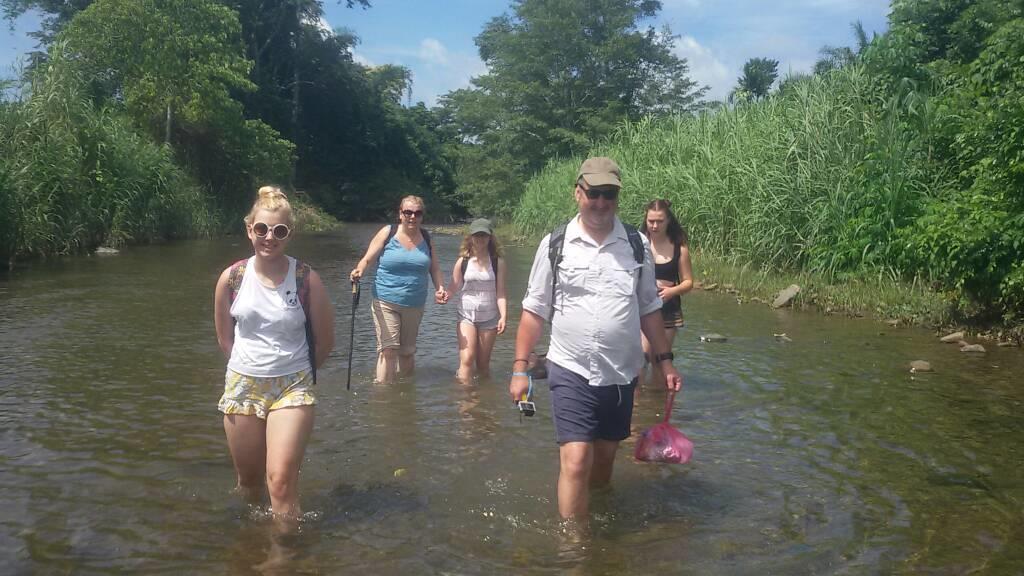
[512,371,530,377]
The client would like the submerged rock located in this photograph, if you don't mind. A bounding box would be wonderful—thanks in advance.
[773,333,793,342]
[772,284,801,308]
[909,360,933,373]
[700,333,728,343]
[940,331,965,343]
[95,246,120,255]
[960,343,986,353]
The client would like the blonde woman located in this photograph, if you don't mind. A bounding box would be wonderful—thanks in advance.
[350,195,448,383]
[213,186,334,519]
[447,218,507,381]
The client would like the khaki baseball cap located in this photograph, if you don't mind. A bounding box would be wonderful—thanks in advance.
[576,156,622,188]
[469,218,493,235]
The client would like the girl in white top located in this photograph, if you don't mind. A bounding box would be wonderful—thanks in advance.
[213,186,334,522]
[447,218,507,382]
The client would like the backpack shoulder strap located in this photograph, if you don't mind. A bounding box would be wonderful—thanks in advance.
[623,223,645,266]
[547,222,569,322]
[460,256,468,276]
[421,228,432,254]
[489,243,499,276]
[227,258,248,302]
[386,223,398,243]
[295,259,312,311]
[294,258,317,385]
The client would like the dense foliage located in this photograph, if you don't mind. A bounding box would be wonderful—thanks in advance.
[517,0,1024,323]
[0,49,214,263]
[437,0,706,219]
[0,0,462,264]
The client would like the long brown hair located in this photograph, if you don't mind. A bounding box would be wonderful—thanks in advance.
[640,199,688,246]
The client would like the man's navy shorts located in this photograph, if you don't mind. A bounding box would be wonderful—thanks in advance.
[548,361,636,444]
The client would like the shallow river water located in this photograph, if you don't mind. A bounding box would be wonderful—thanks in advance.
[1,223,1022,575]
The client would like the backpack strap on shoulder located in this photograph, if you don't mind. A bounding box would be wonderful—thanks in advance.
[294,259,317,385]
[547,222,569,322]
[623,223,645,267]
[421,227,432,255]
[227,258,248,302]
[388,223,432,255]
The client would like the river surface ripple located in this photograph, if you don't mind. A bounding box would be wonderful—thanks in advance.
[1,223,1022,575]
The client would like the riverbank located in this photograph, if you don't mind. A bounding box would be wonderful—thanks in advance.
[495,220,1021,345]
[692,251,1022,345]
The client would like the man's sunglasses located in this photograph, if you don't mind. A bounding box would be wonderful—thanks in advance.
[401,209,424,218]
[251,222,291,240]
[581,185,619,201]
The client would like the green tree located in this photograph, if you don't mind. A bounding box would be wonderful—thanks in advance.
[814,21,874,75]
[732,57,779,101]
[62,0,253,144]
[440,0,706,218]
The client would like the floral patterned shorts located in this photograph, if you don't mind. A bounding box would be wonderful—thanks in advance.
[218,369,316,419]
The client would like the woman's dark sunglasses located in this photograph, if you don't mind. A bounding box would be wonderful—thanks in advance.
[252,221,291,240]
[582,185,619,201]
[401,209,424,218]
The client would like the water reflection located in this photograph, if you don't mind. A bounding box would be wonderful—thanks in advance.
[1,225,1023,573]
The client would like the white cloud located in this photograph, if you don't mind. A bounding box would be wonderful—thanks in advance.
[351,51,374,67]
[355,38,486,105]
[418,38,450,66]
[674,35,732,102]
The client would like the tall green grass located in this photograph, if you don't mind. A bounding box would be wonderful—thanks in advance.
[514,66,940,280]
[0,47,216,264]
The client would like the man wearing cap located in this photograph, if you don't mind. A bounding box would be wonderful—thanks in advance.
[509,157,683,522]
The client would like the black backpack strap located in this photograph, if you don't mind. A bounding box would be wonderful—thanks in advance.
[295,259,317,385]
[421,228,432,255]
[460,256,468,276]
[623,223,645,267]
[387,223,431,256]
[547,222,568,322]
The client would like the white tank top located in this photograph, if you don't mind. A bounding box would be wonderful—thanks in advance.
[456,256,498,322]
[227,256,311,377]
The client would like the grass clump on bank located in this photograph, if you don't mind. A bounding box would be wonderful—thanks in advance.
[291,194,341,233]
[690,251,953,328]
[0,51,216,265]
[512,66,991,330]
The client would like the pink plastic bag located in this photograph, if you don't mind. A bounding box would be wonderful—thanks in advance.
[635,390,693,464]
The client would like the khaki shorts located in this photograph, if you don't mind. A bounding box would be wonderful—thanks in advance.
[371,298,425,356]
[218,369,315,420]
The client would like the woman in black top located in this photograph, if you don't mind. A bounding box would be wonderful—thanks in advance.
[640,199,694,385]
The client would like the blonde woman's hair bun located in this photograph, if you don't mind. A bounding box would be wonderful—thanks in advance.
[258,185,287,200]
[246,185,293,225]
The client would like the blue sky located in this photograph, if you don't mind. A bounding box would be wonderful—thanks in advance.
[2,0,891,104]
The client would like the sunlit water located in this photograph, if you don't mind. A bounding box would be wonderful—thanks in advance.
[1,223,1022,575]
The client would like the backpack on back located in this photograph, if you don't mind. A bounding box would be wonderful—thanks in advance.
[547,220,645,321]
[227,258,317,384]
[386,223,432,254]
[459,242,499,278]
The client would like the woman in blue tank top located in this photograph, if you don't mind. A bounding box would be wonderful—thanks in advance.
[350,195,448,383]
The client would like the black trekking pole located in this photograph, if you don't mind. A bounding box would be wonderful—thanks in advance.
[346,280,361,390]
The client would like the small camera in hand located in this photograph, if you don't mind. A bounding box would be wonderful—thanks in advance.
[517,399,536,417]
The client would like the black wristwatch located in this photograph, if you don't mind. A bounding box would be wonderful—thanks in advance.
[654,351,674,363]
